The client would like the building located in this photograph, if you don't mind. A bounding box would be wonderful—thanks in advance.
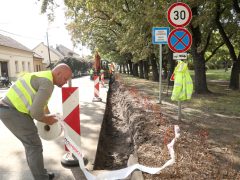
[56,44,80,58]
[33,52,44,72]
[0,34,34,81]
[32,42,64,68]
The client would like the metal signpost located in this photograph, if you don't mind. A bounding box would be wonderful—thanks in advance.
[167,2,192,120]
[152,27,170,104]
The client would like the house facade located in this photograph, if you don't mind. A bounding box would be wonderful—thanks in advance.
[33,52,44,72]
[33,42,64,68]
[0,34,34,81]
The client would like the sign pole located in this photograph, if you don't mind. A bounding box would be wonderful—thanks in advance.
[152,27,170,104]
[167,2,192,121]
[158,44,162,104]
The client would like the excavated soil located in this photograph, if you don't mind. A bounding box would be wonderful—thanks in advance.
[94,79,240,179]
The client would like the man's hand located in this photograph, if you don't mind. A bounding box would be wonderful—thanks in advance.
[42,114,58,125]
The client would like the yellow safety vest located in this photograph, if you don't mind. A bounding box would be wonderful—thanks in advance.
[171,61,193,101]
[6,71,53,114]
[89,69,94,75]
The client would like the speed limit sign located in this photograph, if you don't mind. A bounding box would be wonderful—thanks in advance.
[167,2,192,27]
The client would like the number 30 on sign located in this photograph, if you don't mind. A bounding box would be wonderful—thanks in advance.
[167,2,192,27]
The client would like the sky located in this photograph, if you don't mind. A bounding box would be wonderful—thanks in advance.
[0,0,91,56]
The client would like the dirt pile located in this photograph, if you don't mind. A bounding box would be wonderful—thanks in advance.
[94,80,240,179]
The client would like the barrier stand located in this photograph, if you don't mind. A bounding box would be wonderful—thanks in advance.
[61,77,87,167]
[92,75,102,102]
[100,73,105,88]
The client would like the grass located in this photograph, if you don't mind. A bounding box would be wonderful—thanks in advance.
[117,69,240,116]
[206,69,231,81]
[189,69,231,81]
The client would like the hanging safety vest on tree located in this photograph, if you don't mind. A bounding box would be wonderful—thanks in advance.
[171,61,193,101]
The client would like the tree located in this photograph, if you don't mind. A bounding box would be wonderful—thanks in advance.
[215,0,240,89]
[39,0,239,92]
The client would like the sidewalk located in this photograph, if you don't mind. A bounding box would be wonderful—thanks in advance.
[0,76,108,180]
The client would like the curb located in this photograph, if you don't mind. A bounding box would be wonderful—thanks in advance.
[127,153,144,180]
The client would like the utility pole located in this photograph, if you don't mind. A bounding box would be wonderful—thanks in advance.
[46,31,52,69]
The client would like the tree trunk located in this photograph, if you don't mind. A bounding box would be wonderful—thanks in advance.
[192,53,209,93]
[190,7,210,94]
[123,64,126,74]
[132,63,136,76]
[119,65,122,73]
[150,53,159,82]
[143,60,149,80]
[229,59,240,89]
[139,60,144,78]
[128,60,133,75]
[126,63,129,74]
[133,63,139,77]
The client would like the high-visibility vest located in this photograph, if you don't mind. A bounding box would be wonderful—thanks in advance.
[6,71,53,114]
[171,61,193,101]
[89,69,94,75]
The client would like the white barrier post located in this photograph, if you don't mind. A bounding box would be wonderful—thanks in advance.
[61,87,81,167]
[92,75,102,102]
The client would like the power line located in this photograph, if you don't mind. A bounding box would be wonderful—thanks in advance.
[0,29,44,41]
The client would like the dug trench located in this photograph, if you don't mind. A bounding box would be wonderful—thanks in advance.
[94,79,240,179]
[94,80,135,170]
[94,79,173,178]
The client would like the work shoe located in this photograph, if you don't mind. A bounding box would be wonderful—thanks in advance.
[48,172,55,179]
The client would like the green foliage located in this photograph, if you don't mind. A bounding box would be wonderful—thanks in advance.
[206,44,232,69]
[40,0,240,80]
[56,57,91,75]
[38,0,58,21]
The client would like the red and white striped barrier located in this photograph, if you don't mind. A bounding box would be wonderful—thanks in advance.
[92,75,102,102]
[61,87,81,165]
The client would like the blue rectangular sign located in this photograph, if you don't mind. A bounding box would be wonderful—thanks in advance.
[152,27,170,44]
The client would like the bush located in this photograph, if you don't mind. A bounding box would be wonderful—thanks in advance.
[55,57,90,77]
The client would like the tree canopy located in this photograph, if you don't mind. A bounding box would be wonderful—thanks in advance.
[39,0,240,92]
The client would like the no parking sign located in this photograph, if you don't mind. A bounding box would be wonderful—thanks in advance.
[168,28,192,53]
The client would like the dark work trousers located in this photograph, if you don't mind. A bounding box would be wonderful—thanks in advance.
[0,106,49,180]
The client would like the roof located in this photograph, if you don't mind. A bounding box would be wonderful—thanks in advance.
[32,42,64,59]
[33,52,43,59]
[56,44,80,57]
[50,46,64,58]
[0,34,32,52]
